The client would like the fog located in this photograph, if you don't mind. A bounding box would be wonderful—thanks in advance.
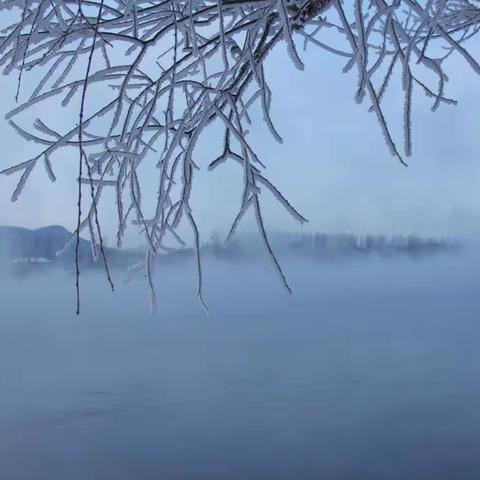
[1,250,480,479]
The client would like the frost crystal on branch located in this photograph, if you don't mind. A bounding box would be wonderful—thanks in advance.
[0,0,479,310]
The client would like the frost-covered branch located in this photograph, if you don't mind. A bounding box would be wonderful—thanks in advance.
[0,0,479,310]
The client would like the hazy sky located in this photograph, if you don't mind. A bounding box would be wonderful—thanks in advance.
[1,33,479,245]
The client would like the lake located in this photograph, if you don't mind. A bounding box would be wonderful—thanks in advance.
[1,250,480,479]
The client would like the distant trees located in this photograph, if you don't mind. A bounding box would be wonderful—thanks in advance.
[289,232,450,257]
[0,1,479,310]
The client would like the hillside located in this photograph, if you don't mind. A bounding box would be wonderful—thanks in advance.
[0,225,140,268]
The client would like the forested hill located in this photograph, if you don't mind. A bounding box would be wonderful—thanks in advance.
[0,225,92,265]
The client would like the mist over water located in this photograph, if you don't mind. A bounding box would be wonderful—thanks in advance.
[1,249,480,479]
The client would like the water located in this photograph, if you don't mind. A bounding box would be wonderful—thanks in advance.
[1,251,480,479]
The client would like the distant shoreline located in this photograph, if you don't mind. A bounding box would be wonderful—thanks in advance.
[0,225,459,274]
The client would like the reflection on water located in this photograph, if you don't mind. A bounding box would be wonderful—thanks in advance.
[1,251,480,479]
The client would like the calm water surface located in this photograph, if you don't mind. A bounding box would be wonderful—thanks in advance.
[1,252,480,479]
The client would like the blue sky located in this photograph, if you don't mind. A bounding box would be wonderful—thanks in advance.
[1,33,479,245]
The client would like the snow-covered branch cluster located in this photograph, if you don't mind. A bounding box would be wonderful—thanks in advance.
[0,0,479,311]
